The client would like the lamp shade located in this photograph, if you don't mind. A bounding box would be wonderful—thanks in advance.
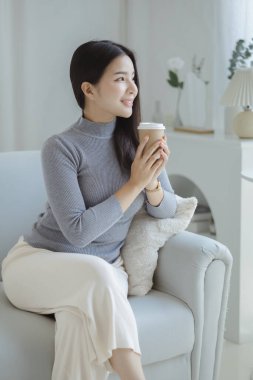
[221,68,253,107]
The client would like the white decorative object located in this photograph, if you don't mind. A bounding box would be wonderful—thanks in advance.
[121,195,197,296]
[179,71,206,128]
[221,68,253,138]
[167,57,185,71]
[174,88,183,127]
[166,57,185,127]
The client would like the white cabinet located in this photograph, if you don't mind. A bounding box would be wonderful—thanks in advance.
[166,129,253,344]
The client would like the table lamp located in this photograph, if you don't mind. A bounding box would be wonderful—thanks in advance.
[221,68,253,138]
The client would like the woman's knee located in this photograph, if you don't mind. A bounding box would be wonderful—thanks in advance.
[86,256,117,288]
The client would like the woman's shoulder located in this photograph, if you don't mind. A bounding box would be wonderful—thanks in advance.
[41,120,86,166]
[43,118,86,151]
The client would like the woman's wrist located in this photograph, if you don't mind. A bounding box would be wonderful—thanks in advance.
[128,178,144,193]
[145,180,163,206]
[145,179,159,191]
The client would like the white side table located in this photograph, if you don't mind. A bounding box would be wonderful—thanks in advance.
[240,169,253,346]
[165,129,253,344]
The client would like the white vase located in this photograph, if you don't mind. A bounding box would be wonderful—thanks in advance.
[173,88,182,127]
[179,72,206,128]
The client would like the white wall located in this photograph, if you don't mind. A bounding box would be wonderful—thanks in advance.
[126,0,223,131]
[127,0,253,133]
[1,0,252,151]
[0,0,127,151]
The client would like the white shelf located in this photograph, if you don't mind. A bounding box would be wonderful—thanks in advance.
[166,130,253,343]
[166,127,253,147]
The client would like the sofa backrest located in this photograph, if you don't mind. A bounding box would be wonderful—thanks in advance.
[0,151,47,281]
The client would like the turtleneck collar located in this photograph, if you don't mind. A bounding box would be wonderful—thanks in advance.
[77,116,116,138]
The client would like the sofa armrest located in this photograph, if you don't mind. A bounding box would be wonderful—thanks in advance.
[153,231,233,380]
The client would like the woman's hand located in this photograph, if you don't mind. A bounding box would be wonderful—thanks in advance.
[145,135,170,189]
[129,136,169,191]
[115,136,170,212]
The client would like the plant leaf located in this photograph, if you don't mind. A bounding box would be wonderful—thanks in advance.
[167,70,180,87]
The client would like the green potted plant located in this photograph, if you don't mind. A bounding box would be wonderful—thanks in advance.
[228,38,253,79]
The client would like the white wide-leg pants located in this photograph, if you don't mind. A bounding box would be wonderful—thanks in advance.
[2,237,141,380]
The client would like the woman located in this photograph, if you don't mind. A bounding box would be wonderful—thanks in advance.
[2,40,177,380]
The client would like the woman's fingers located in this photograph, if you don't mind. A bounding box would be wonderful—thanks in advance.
[142,140,162,162]
[152,156,164,172]
[161,149,169,162]
[136,136,170,162]
[160,137,170,157]
[150,150,168,177]
[162,144,170,156]
[135,136,149,159]
[147,149,162,168]
[133,136,170,189]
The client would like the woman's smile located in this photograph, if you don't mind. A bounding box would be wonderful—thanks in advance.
[121,98,134,108]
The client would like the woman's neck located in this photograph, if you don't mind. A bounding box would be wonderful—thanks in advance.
[83,107,116,124]
[78,116,116,138]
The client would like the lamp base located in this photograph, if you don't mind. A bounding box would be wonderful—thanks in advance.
[233,110,253,138]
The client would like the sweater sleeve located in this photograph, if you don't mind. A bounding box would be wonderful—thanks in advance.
[41,136,124,248]
[145,169,177,219]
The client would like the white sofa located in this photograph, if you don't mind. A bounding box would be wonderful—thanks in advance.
[0,151,233,380]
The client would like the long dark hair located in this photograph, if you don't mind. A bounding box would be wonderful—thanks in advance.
[70,40,141,173]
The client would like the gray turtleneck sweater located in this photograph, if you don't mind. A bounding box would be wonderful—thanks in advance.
[24,117,177,263]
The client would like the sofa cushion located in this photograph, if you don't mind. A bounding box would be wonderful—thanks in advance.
[0,282,55,380]
[0,151,47,281]
[129,289,194,365]
[0,283,194,374]
[121,196,197,296]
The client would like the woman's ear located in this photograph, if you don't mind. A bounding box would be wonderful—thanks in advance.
[81,82,95,99]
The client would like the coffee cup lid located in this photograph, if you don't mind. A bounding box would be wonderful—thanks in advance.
[137,122,165,130]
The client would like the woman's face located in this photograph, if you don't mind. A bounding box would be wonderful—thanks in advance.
[84,54,138,122]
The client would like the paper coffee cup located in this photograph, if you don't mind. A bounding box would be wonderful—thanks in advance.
[137,122,165,151]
